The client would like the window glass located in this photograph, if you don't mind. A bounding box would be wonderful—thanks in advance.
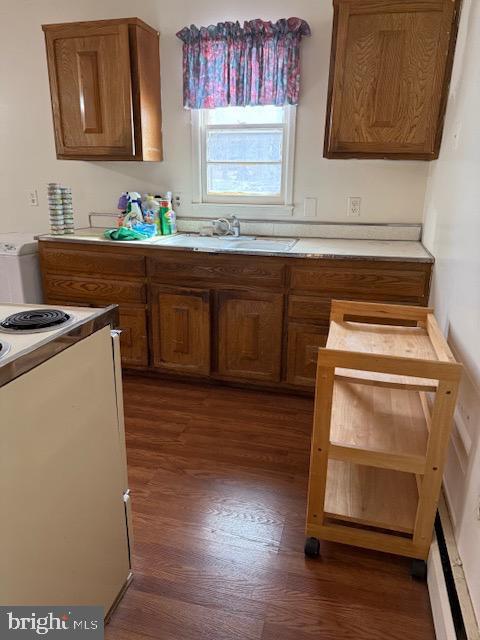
[207,105,284,125]
[192,105,295,205]
[207,163,282,195]
[206,130,283,163]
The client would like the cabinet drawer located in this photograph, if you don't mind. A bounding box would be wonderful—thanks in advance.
[288,295,330,324]
[43,274,146,304]
[290,263,429,300]
[41,247,145,277]
[286,323,328,387]
[148,253,285,288]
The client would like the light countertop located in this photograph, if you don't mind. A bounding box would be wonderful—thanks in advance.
[37,228,434,263]
[292,238,433,261]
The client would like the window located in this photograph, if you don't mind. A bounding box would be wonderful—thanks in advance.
[192,105,296,208]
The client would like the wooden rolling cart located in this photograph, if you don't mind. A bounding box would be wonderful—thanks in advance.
[304,300,462,578]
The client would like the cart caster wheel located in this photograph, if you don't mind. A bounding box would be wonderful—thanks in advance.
[304,537,320,558]
[411,559,427,581]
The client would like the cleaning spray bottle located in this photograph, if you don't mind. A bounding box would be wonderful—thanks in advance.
[156,192,177,235]
[142,194,161,234]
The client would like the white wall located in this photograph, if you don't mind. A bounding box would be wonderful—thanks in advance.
[422,0,480,623]
[0,0,429,234]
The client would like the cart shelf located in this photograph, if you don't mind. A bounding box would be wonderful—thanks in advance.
[325,460,418,534]
[305,300,462,565]
[329,380,428,473]
[327,300,455,391]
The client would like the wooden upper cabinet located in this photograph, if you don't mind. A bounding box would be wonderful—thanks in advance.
[42,18,163,161]
[324,0,461,160]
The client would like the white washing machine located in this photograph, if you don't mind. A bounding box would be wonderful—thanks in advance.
[0,233,43,303]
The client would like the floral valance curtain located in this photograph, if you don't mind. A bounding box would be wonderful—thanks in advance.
[176,18,311,109]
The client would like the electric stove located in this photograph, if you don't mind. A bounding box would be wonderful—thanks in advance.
[0,303,107,368]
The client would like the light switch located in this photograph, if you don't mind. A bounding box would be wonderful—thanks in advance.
[304,197,317,217]
[29,190,39,206]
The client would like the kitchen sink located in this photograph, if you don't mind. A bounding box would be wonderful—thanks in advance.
[226,239,297,252]
[153,234,298,253]
[153,235,240,250]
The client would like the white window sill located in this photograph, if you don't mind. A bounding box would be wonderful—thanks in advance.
[189,203,294,219]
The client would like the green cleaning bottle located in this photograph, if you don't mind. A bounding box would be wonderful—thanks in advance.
[157,193,177,235]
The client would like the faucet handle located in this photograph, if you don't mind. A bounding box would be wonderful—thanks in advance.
[230,215,241,236]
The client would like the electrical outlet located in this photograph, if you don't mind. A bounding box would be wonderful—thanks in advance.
[347,196,361,217]
[173,193,182,208]
[28,189,39,206]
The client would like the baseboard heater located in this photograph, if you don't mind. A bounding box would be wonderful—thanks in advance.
[428,496,479,640]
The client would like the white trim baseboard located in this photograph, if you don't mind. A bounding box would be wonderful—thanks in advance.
[428,496,480,640]
[429,536,457,640]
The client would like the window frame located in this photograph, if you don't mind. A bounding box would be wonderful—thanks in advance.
[191,105,296,210]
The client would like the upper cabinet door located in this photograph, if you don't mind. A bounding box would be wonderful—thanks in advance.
[324,0,460,160]
[42,18,163,161]
[43,22,134,158]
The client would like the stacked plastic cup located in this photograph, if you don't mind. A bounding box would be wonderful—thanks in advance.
[47,183,64,235]
[61,186,74,234]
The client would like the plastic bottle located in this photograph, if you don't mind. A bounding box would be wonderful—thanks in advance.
[142,194,161,234]
[166,192,177,235]
[155,192,177,236]
[156,193,177,235]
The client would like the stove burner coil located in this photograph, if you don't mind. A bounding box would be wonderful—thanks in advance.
[0,341,11,358]
[0,309,71,332]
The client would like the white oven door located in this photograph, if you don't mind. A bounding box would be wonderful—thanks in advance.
[0,326,130,614]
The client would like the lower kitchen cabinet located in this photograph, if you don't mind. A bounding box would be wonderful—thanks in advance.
[118,305,148,367]
[39,241,433,393]
[150,285,210,375]
[45,296,148,368]
[286,323,329,387]
[217,290,283,382]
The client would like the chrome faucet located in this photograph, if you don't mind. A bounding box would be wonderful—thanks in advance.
[230,215,240,237]
[212,215,241,237]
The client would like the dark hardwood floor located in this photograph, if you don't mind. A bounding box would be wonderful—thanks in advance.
[106,375,435,640]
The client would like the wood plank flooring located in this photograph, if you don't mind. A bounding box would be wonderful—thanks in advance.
[106,375,435,640]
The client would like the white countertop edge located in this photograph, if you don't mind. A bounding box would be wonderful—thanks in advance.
[37,230,434,263]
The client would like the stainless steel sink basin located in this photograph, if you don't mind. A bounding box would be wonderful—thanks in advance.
[227,239,297,252]
[153,234,297,253]
[153,235,240,250]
